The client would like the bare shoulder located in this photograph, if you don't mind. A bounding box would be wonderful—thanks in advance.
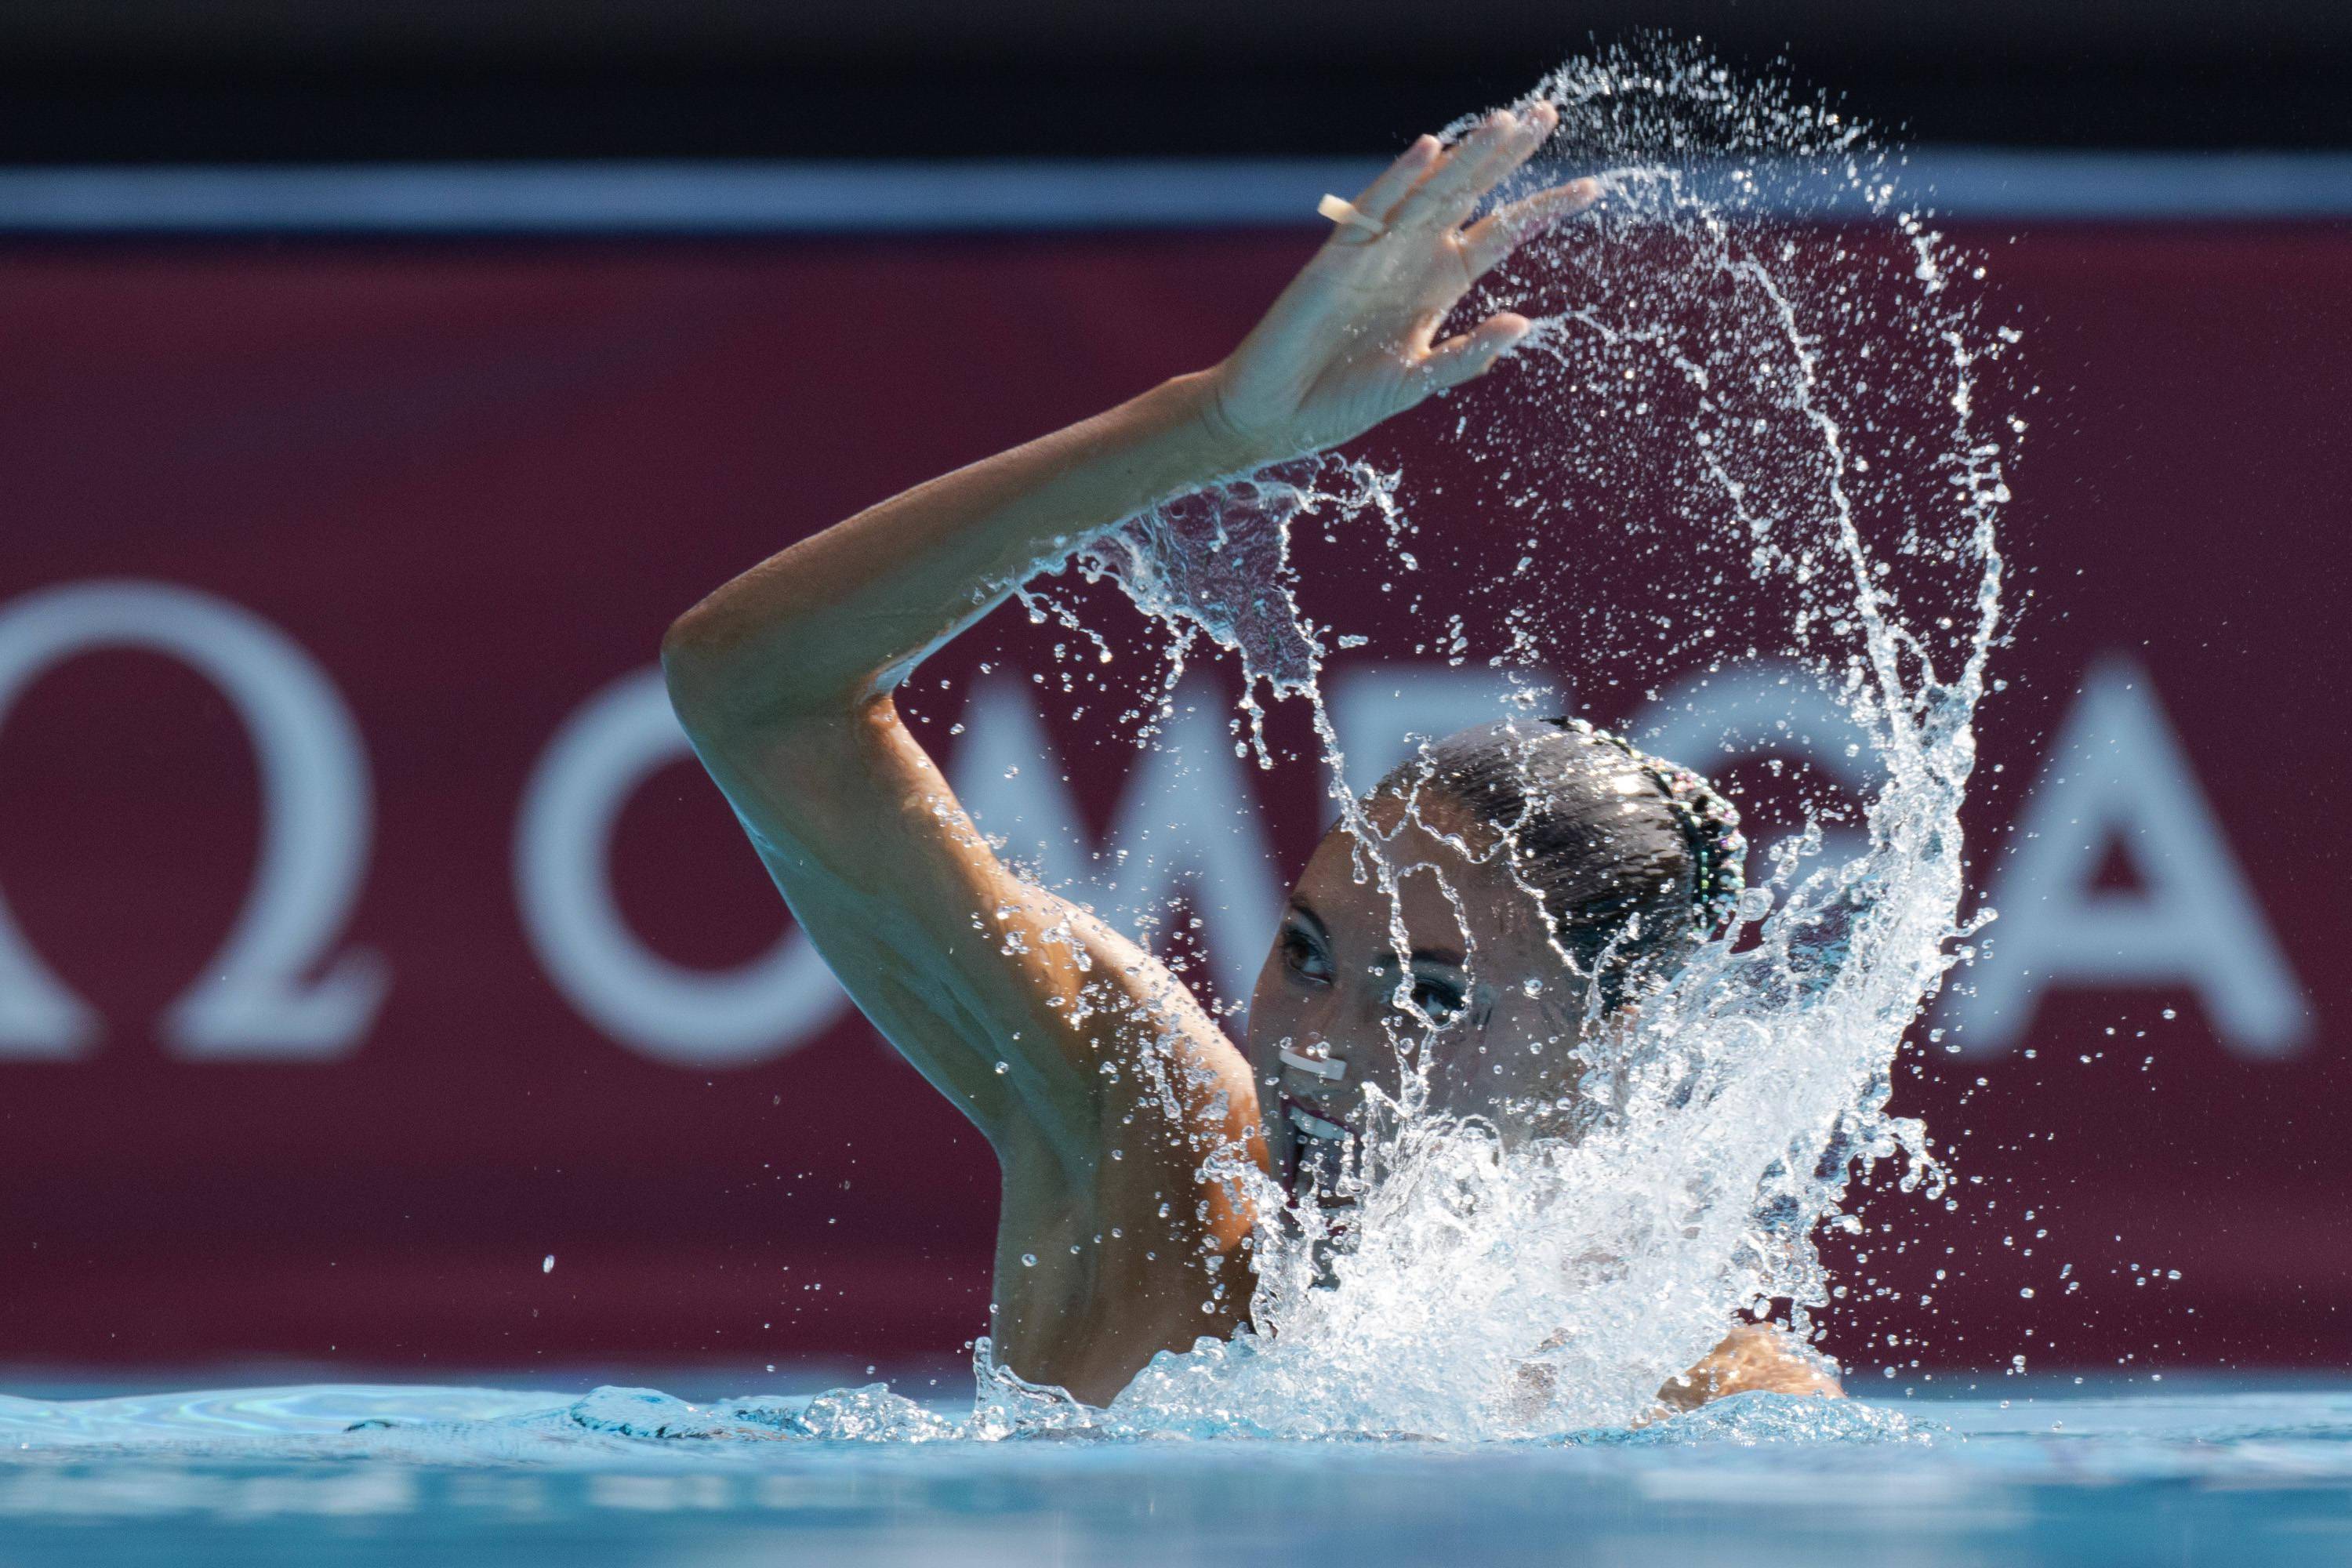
[985,903,1266,1403]
[996,895,1265,1261]
[1654,1325,1845,1414]
[682,691,1252,1154]
[673,681,1266,1401]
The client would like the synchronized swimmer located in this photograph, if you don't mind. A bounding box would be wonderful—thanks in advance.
[661,101,1838,1411]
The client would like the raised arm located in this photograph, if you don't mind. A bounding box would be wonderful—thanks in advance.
[659,372,1266,1167]
[659,103,1590,1185]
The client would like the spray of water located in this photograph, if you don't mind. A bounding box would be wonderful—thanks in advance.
[965,42,2018,1440]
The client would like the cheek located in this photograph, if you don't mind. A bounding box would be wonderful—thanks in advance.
[1245,952,1291,1031]
[1431,999,1575,1100]
[1244,958,1302,1077]
[1486,996,1583,1086]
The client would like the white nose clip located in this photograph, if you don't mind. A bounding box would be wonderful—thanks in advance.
[1279,1045,1347,1082]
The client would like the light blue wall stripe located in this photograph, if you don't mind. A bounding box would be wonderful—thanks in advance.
[0,151,2347,234]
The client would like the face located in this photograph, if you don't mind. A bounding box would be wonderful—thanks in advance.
[1245,789,1597,1198]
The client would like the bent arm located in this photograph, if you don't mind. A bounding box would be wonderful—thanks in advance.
[661,371,1258,732]
[662,371,1264,1168]
[662,103,1584,1185]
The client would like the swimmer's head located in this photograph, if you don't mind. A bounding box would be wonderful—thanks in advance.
[1246,716,1744,1188]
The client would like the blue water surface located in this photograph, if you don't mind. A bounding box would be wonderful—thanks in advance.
[0,1375,2345,1566]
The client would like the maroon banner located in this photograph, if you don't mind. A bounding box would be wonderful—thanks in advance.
[0,223,2347,1379]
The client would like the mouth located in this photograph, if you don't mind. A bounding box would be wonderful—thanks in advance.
[1279,1088,1352,1142]
[1276,1090,1357,1199]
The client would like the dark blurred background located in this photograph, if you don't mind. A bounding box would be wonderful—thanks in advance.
[3,0,2349,164]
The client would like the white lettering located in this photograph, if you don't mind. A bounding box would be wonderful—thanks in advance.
[1951,657,2311,1058]
[1327,664,1543,797]
[951,676,1280,1004]
[0,580,383,1060]
[514,667,848,1067]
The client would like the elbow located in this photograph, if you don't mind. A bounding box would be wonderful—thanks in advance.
[659,602,732,733]
[659,597,875,739]
[661,599,799,742]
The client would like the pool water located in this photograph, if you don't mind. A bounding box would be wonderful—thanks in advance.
[0,1377,2345,1565]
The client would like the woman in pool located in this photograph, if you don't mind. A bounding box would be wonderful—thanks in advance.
[661,103,1839,1413]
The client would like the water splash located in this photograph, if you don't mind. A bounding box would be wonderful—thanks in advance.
[1036,42,2016,1439]
[1072,459,1400,769]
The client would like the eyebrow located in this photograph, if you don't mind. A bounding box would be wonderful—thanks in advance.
[1290,900,1464,971]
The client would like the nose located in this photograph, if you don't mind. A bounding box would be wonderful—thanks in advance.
[1278,1042,1346,1083]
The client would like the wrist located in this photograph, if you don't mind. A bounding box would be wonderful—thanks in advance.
[1164,367,1276,476]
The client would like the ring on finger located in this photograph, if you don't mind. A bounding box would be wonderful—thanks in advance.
[1317,193,1388,238]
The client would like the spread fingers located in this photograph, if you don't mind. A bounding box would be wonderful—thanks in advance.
[1392,101,1559,231]
[1461,178,1601,278]
[1343,134,1444,233]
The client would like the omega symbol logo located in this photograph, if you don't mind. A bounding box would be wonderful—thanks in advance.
[0,580,384,1059]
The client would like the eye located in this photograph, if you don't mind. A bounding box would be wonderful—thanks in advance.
[1281,923,1333,984]
[1410,978,1467,1025]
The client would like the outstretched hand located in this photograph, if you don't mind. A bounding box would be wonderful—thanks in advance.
[1200,101,1595,465]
